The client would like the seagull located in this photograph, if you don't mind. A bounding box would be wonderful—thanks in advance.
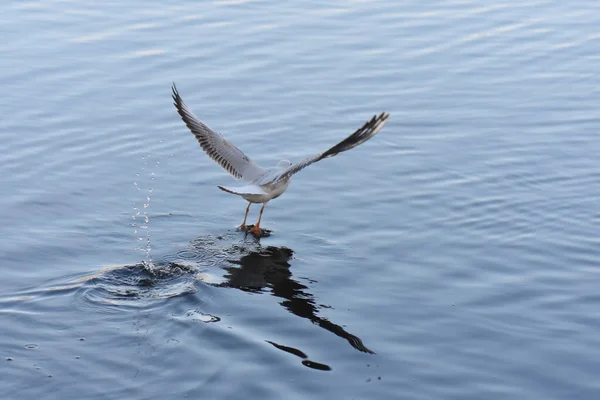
[172,83,390,237]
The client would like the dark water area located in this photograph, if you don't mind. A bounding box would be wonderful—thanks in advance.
[2,1,600,399]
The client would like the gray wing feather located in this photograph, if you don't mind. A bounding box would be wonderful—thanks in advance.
[272,112,390,183]
[172,84,265,182]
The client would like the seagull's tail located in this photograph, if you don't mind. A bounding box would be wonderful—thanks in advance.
[217,184,267,197]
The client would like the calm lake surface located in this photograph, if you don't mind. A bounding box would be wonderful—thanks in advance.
[2,1,600,399]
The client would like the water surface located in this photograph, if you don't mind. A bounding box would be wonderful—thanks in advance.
[2,1,600,399]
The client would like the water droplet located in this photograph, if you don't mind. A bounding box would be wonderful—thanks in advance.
[78,338,86,341]
[24,344,39,350]
[6,357,13,361]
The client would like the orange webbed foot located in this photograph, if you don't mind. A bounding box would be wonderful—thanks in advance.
[249,225,264,237]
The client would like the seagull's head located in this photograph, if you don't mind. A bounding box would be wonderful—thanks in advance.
[277,160,293,169]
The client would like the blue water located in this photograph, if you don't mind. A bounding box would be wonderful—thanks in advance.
[2,1,600,399]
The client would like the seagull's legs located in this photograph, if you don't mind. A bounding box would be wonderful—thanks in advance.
[240,202,251,230]
[250,203,266,237]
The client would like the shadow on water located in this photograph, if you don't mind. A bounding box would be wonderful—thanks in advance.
[215,245,374,355]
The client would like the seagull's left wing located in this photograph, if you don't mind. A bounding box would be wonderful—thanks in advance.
[271,112,390,184]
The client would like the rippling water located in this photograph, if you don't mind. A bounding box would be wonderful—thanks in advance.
[2,1,600,399]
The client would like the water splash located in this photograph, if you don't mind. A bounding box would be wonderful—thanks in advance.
[132,154,160,263]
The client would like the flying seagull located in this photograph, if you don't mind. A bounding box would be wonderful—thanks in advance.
[172,83,390,237]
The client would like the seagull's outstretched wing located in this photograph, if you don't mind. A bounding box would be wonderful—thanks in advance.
[271,112,390,184]
[172,84,266,182]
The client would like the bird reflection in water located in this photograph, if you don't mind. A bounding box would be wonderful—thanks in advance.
[214,245,374,357]
[71,233,372,371]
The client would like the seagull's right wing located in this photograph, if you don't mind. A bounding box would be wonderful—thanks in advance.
[172,83,266,182]
[271,112,390,184]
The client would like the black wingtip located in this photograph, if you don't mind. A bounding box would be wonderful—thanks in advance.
[171,82,179,102]
[320,112,389,159]
[172,82,184,112]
